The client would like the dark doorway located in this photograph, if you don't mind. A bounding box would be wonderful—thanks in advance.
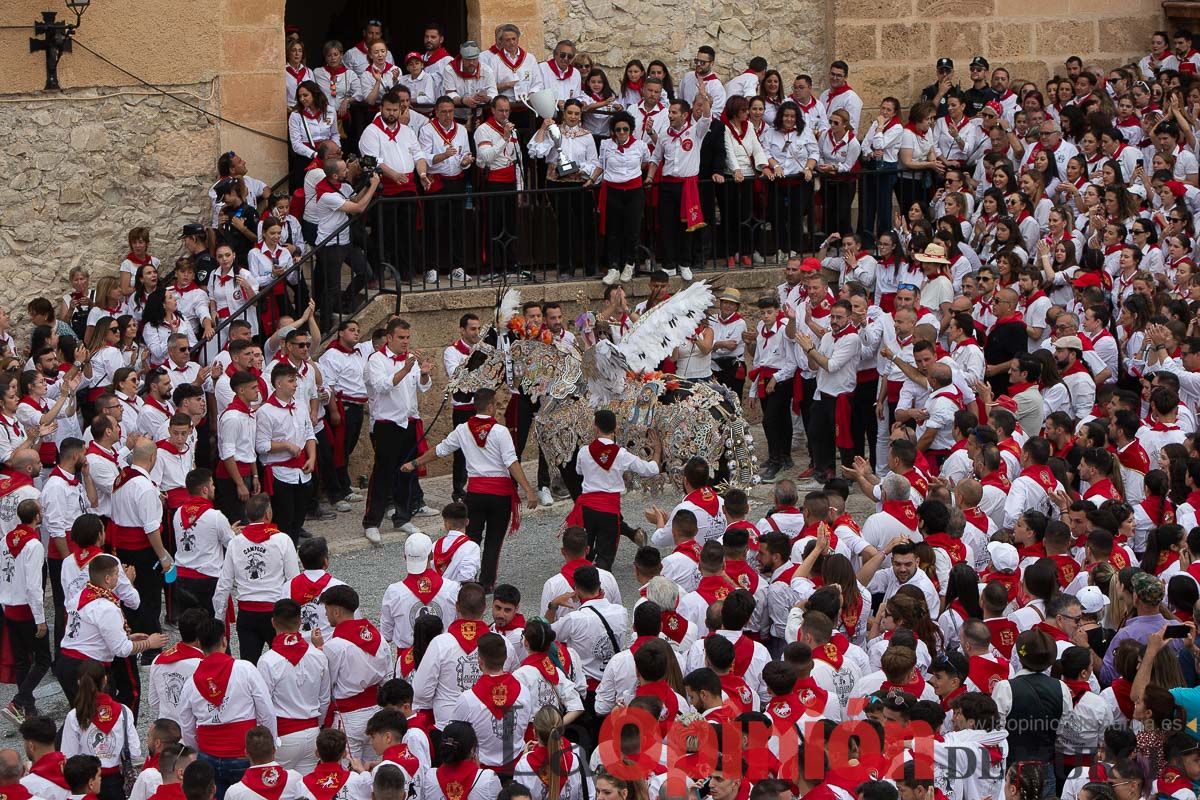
[286,0,468,66]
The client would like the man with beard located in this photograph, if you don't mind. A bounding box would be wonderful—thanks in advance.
[443,314,483,502]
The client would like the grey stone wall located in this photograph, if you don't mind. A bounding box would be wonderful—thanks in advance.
[3,85,219,326]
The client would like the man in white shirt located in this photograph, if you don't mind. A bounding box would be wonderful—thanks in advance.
[421,23,454,97]
[918,364,963,468]
[646,458,728,545]
[430,501,481,583]
[380,531,460,658]
[538,40,583,105]
[255,364,317,544]
[256,599,330,774]
[443,41,498,108]
[213,494,301,664]
[321,585,393,760]
[310,159,380,331]
[224,726,309,800]
[420,100,475,286]
[404,387,537,592]
[146,609,205,723]
[441,315,482,501]
[569,409,661,569]
[794,298,860,483]
[678,45,727,117]
[818,60,863,132]
[1002,437,1062,530]
[110,439,172,650]
[481,24,543,100]
[42,438,95,653]
[361,318,432,546]
[449,632,533,772]
[171,468,233,621]
[864,540,941,616]
[725,57,767,98]
[745,295,795,481]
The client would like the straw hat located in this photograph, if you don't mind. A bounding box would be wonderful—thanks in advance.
[717,287,742,304]
[913,242,951,265]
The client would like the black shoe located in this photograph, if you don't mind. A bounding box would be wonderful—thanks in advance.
[297,528,313,541]
[782,457,795,469]
[759,462,781,481]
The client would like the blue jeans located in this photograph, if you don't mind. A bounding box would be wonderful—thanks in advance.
[198,753,250,800]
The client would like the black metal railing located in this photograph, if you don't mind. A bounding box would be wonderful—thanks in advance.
[362,165,919,292]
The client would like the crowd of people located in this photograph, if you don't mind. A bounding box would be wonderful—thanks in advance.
[9,15,1200,800]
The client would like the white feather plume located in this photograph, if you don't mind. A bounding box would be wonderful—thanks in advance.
[618,281,715,373]
[496,289,522,328]
[583,339,630,407]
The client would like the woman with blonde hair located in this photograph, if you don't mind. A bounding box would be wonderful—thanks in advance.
[513,705,594,800]
[593,767,649,800]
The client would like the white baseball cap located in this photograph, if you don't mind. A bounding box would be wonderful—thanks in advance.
[986,542,1019,573]
[404,532,433,573]
[1077,585,1111,615]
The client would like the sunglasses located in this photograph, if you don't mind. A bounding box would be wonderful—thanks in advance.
[292,342,312,348]
[613,126,631,132]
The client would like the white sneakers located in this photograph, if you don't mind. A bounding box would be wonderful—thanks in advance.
[399,522,422,536]
[424,270,438,285]
[620,264,635,282]
[538,487,554,507]
[363,527,382,546]
[450,267,467,284]
[602,268,621,285]
[662,267,677,277]
[752,251,765,264]
[679,266,694,281]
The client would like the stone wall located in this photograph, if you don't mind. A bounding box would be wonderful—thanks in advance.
[0,87,219,322]
[833,0,1164,113]
[539,0,829,91]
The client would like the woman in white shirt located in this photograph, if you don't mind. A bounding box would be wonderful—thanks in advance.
[62,661,140,800]
[721,96,778,269]
[208,242,261,346]
[81,315,126,403]
[284,40,314,109]
[528,99,601,279]
[763,101,818,259]
[861,97,905,247]
[426,722,502,800]
[597,112,652,285]
[760,70,785,126]
[360,41,402,110]
[140,289,194,368]
[287,80,338,191]
[897,101,943,217]
[1020,168,1054,233]
[248,217,296,335]
[818,107,861,240]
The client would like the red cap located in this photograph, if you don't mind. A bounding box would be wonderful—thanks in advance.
[285,25,300,34]
[993,395,1018,413]
[800,257,823,273]
[404,51,424,63]
[984,100,1003,116]
[1167,179,1189,198]
[1072,271,1103,288]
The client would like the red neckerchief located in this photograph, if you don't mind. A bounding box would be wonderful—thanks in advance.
[968,652,1012,689]
[686,486,720,516]
[432,534,471,574]
[29,753,67,789]
[811,636,846,669]
[367,61,396,79]
[304,764,350,800]
[381,744,420,778]
[881,500,918,531]
[695,575,737,605]
[824,83,853,105]
[264,392,297,415]
[157,438,188,457]
[724,114,750,144]
[832,322,858,340]
[423,47,450,64]
[672,539,702,563]
[0,467,39,495]
[1116,440,1151,474]
[313,178,342,201]
[154,642,203,665]
[466,415,496,447]
[588,439,621,471]
[828,129,852,154]
[178,495,213,530]
[493,613,526,634]
[286,65,310,81]
[125,251,153,267]
[1156,549,1180,576]
[72,545,102,570]
[242,765,289,800]
[660,609,689,643]
[290,571,333,605]
[447,619,484,653]
[241,522,281,544]
[940,683,968,712]
[881,670,928,697]
[520,651,561,685]
[372,115,402,142]
[993,310,1024,327]
[436,759,479,800]
[1016,541,1046,561]
[192,652,236,707]
[901,467,930,499]
[925,533,966,563]
[1111,677,1135,718]
[1034,620,1070,642]
[526,743,574,791]
[1143,494,1177,527]
[5,524,37,560]
[332,618,383,656]
[0,415,22,440]
[472,672,522,718]
[546,58,574,81]
[271,632,309,666]
[88,692,122,734]
[559,557,592,588]
[952,337,979,352]
[635,679,680,728]
[841,592,864,634]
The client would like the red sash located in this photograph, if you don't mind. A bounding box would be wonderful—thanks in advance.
[467,476,519,535]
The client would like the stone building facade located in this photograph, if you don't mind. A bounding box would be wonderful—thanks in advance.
[0,0,1166,320]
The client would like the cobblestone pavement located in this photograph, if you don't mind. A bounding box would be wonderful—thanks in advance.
[0,420,876,743]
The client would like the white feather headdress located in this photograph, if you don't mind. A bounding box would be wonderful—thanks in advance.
[496,289,522,329]
[618,281,715,373]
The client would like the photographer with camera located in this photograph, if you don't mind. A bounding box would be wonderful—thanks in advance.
[214,177,259,267]
[358,91,433,285]
[310,158,381,331]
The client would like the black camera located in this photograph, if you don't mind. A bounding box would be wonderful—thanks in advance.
[359,155,384,177]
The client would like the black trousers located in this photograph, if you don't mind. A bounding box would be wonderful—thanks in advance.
[215,473,249,525]
[363,420,419,529]
[236,608,275,664]
[823,179,856,237]
[7,617,50,713]
[424,178,466,272]
[719,179,754,258]
[379,199,422,279]
[657,181,700,270]
[335,402,366,498]
[797,376,817,458]
[109,655,142,719]
[174,575,218,621]
[451,408,473,501]
[552,181,597,275]
[605,187,644,269]
[484,181,519,276]
[117,547,162,636]
[811,394,856,474]
[514,393,550,488]
[851,377,879,466]
[49,557,66,656]
[583,507,621,571]
[315,243,349,332]
[99,773,125,800]
[770,180,814,254]
[270,479,311,545]
[314,426,338,505]
[713,358,745,399]
[761,379,794,465]
[466,491,512,590]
